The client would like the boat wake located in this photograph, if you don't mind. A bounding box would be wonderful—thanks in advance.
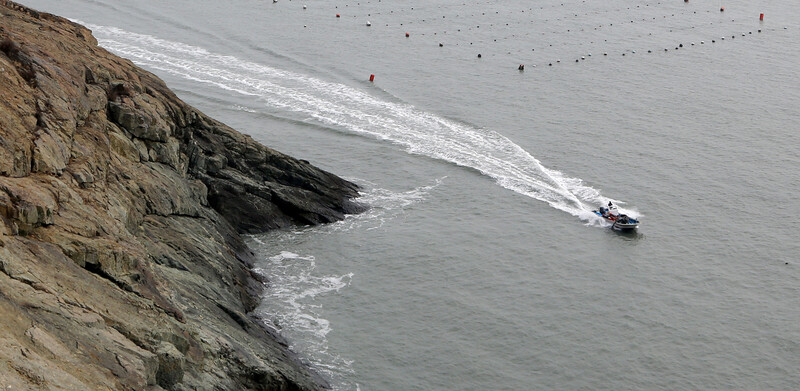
[81,21,630,221]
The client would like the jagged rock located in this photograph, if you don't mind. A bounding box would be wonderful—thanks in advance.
[32,129,69,175]
[108,128,141,162]
[108,101,172,142]
[156,342,186,388]
[0,1,358,390]
[148,137,182,170]
[0,177,57,235]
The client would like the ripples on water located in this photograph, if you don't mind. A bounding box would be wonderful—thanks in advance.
[249,181,446,391]
[22,0,799,389]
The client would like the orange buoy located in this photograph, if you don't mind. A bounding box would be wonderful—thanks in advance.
[369,74,375,82]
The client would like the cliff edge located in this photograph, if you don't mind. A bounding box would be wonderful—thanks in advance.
[0,1,362,389]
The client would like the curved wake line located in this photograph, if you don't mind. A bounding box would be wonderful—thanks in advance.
[81,21,632,220]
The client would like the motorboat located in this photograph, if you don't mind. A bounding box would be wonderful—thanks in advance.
[594,205,639,230]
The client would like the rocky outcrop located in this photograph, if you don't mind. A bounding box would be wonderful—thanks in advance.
[0,1,362,389]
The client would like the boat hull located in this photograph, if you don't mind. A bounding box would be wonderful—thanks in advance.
[593,210,639,230]
[612,221,639,230]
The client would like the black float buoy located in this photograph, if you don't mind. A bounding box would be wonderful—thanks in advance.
[477,53,482,58]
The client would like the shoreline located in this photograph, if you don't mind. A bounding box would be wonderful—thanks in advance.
[0,1,361,389]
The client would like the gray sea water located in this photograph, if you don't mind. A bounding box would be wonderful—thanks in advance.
[24,0,800,389]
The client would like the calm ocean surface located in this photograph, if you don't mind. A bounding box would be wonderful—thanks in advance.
[25,0,800,389]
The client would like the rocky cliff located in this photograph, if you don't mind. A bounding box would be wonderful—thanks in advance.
[0,1,362,389]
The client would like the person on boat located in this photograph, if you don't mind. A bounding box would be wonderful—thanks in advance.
[607,201,620,217]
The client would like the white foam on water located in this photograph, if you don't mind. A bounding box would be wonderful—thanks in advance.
[78,22,637,222]
[250,250,358,391]
[255,177,444,236]
[246,181,441,390]
[331,177,446,232]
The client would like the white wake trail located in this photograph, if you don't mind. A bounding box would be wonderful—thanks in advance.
[84,22,625,219]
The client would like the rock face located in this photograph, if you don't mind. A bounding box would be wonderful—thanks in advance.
[0,1,362,389]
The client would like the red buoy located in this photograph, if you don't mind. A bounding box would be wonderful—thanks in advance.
[336,13,340,18]
[760,13,764,21]
[369,74,375,82]
[405,32,409,37]
[720,6,724,12]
